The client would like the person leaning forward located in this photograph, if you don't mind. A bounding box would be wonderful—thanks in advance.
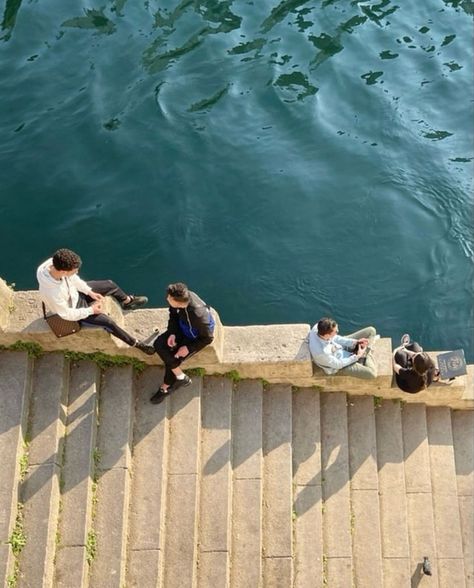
[37,248,155,354]
[150,282,215,404]
[309,317,378,379]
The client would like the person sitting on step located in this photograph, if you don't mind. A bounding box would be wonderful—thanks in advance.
[392,334,439,393]
[150,282,215,404]
[37,248,155,354]
[309,317,378,379]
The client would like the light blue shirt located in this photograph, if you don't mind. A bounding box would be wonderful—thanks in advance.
[308,325,359,375]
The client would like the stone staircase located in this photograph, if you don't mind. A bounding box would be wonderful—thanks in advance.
[0,350,473,588]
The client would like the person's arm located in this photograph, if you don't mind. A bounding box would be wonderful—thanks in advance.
[393,357,402,375]
[168,307,180,332]
[175,306,214,356]
[46,291,95,321]
[182,307,214,354]
[69,273,93,295]
[334,334,358,351]
[315,348,361,372]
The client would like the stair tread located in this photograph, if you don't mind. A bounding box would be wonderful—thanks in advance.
[376,400,410,567]
[17,354,66,587]
[0,351,31,570]
[348,397,383,586]
[292,388,323,588]
[90,366,134,587]
[18,463,60,587]
[199,377,233,556]
[230,380,263,588]
[427,408,465,563]
[321,392,351,563]
[163,379,202,588]
[262,384,293,561]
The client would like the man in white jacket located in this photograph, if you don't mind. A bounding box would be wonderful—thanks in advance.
[308,317,378,379]
[37,248,154,354]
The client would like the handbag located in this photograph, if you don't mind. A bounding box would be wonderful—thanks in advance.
[41,276,82,337]
[42,302,81,337]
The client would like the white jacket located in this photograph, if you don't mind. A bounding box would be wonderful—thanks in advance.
[36,258,94,321]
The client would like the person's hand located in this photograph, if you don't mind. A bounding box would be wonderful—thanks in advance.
[91,301,103,314]
[356,344,367,357]
[167,334,176,348]
[358,338,369,346]
[88,291,104,301]
[174,345,189,358]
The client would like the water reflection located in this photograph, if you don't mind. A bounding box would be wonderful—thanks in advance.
[62,9,116,35]
[274,72,318,102]
[187,85,229,112]
[1,0,23,41]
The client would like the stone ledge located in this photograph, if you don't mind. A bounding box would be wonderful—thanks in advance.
[0,278,472,409]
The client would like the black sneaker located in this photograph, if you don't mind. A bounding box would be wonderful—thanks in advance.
[122,295,148,311]
[168,374,192,392]
[135,341,155,355]
[150,387,170,404]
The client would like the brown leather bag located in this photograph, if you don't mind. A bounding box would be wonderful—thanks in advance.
[42,302,81,338]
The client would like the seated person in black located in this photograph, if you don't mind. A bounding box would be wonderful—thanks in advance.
[392,336,439,393]
[150,282,215,404]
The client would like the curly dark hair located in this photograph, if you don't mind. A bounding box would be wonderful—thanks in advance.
[167,282,190,303]
[52,249,82,271]
[317,317,337,336]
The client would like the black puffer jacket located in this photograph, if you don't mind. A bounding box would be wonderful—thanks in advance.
[167,291,214,354]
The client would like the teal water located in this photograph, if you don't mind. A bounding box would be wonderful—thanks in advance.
[1,0,473,359]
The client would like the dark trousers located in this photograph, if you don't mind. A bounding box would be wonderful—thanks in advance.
[153,332,198,386]
[395,342,423,367]
[77,280,136,347]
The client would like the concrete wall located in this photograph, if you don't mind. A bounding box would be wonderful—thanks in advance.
[0,277,472,409]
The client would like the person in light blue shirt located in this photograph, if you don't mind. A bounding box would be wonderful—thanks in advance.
[308,317,378,379]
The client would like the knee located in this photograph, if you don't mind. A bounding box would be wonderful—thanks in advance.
[367,327,377,338]
[395,350,406,363]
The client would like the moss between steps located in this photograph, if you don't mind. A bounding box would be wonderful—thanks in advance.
[0,340,148,372]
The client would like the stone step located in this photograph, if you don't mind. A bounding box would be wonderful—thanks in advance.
[17,353,68,588]
[320,392,352,588]
[162,376,202,588]
[126,366,168,588]
[0,352,32,586]
[292,387,323,588]
[230,380,263,588]
[452,410,474,587]
[427,407,465,585]
[262,384,293,586]
[375,400,410,587]
[348,396,383,587]
[54,360,100,588]
[89,366,134,588]
[402,404,438,586]
[198,376,233,588]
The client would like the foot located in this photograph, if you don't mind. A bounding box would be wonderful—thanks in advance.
[168,374,192,392]
[122,295,148,311]
[135,341,155,355]
[150,386,170,404]
[401,333,411,347]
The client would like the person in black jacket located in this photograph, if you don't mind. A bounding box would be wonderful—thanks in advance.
[150,282,215,404]
[392,334,439,393]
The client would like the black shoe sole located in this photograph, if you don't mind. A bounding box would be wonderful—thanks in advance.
[150,389,170,404]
